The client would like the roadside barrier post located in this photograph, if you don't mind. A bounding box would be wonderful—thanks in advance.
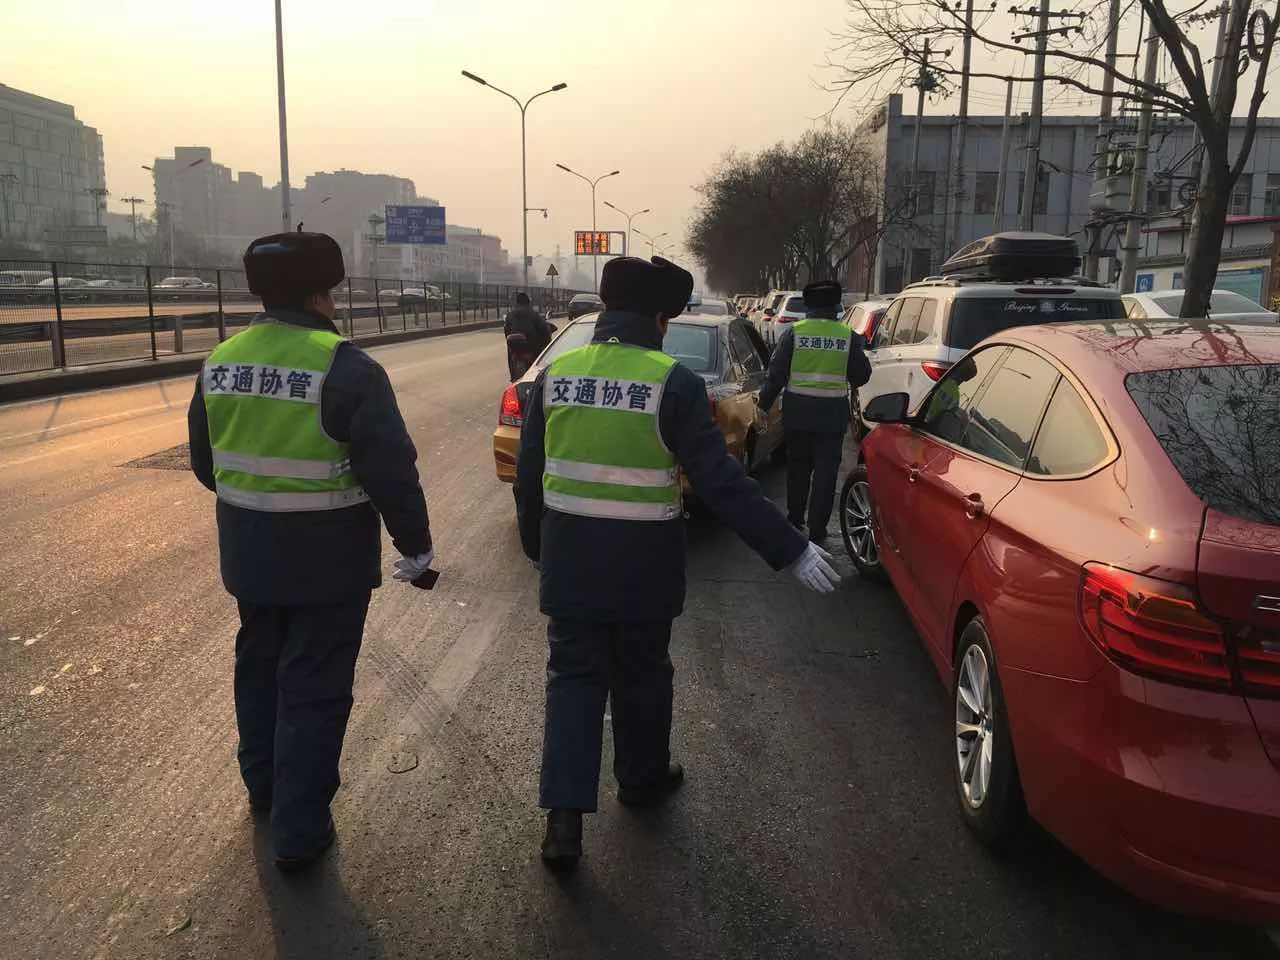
[215,270,227,342]
[49,261,66,368]
[145,266,158,361]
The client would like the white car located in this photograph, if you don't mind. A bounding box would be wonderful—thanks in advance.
[763,290,805,348]
[1123,289,1278,325]
[155,276,212,290]
[859,276,1124,434]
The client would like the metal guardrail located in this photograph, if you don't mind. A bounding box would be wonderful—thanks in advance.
[0,259,584,377]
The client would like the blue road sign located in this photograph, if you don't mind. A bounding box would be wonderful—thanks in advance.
[385,205,447,245]
[1135,273,1154,293]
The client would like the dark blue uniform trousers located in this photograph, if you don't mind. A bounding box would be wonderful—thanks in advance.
[233,595,370,857]
[785,430,845,541]
[540,618,674,812]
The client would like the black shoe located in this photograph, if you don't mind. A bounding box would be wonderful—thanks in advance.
[809,531,829,546]
[540,810,582,868]
[618,762,685,807]
[275,817,335,873]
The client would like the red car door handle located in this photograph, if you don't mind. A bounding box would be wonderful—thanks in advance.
[965,493,985,519]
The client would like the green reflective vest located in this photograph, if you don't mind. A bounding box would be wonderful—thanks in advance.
[788,318,852,398]
[202,320,368,513]
[542,342,681,521]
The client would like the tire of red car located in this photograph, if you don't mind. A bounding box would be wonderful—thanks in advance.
[839,465,882,578]
[952,616,1026,849]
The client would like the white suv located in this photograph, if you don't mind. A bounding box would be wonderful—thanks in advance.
[857,276,1124,433]
[763,290,806,348]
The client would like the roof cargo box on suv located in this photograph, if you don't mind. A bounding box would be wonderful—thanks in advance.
[941,232,1081,281]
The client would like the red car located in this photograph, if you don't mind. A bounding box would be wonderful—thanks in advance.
[851,320,1280,923]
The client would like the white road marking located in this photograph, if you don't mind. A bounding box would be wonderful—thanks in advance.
[29,685,45,696]
[0,401,183,444]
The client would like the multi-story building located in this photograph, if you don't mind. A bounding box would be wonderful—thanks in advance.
[0,83,105,243]
[355,223,516,284]
[855,94,1280,294]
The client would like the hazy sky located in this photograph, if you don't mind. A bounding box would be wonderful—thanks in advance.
[7,0,866,265]
[7,0,1241,272]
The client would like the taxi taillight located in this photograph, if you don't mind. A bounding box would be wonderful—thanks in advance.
[499,384,523,427]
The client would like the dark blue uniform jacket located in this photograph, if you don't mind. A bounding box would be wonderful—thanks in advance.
[188,309,432,606]
[758,309,872,435]
[515,310,807,622]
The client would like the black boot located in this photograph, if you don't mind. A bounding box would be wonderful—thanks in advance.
[618,762,685,807]
[275,817,336,874]
[540,810,583,867]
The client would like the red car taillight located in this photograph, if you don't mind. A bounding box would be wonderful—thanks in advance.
[1237,634,1280,695]
[499,383,523,427]
[921,360,953,382]
[1079,564,1231,690]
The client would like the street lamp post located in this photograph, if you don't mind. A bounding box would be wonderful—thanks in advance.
[274,0,292,232]
[555,164,620,291]
[634,229,668,259]
[602,201,650,256]
[461,70,567,292]
[143,158,205,265]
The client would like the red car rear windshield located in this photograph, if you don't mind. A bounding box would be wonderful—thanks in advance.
[1126,363,1280,526]
[946,297,1125,351]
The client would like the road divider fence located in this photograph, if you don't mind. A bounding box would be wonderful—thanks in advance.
[0,258,586,377]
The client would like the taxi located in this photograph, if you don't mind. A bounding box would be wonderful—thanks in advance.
[493,311,783,489]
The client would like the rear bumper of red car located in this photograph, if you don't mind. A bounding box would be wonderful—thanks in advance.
[1002,655,1280,924]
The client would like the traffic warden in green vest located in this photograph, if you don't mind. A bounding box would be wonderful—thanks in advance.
[758,280,872,545]
[515,256,841,867]
[187,232,434,871]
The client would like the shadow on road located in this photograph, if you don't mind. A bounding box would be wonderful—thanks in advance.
[250,821,387,960]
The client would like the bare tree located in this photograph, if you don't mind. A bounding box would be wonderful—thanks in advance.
[688,128,889,293]
[830,0,1279,318]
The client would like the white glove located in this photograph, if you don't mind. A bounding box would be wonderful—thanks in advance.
[787,542,841,594]
[393,550,435,583]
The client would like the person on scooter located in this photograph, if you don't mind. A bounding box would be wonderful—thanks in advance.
[504,292,555,380]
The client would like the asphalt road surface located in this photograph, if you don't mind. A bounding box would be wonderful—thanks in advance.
[0,329,1274,960]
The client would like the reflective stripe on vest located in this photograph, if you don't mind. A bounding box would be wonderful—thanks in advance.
[214,483,369,513]
[788,317,852,398]
[211,449,353,481]
[203,319,365,512]
[542,342,681,522]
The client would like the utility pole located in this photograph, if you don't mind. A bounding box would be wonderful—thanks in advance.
[1012,3,1085,230]
[1120,35,1159,293]
[992,80,1015,228]
[1020,0,1050,229]
[121,196,145,242]
[1084,0,1121,279]
[907,40,942,282]
[944,0,982,256]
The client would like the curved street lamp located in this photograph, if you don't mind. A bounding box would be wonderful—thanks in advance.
[602,201,650,257]
[462,70,567,290]
[556,164,620,291]
[143,158,205,264]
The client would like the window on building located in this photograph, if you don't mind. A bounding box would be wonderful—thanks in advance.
[1230,174,1253,216]
[1015,168,1050,216]
[1265,174,1280,216]
[973,172,999,214]
[909,247,932,283]
[913,171,935,215]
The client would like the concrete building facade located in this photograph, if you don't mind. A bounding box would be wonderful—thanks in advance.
[0,83,105,243]
[857,94,1280,295]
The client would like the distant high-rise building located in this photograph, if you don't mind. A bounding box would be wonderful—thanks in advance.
[0,83,105,243]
